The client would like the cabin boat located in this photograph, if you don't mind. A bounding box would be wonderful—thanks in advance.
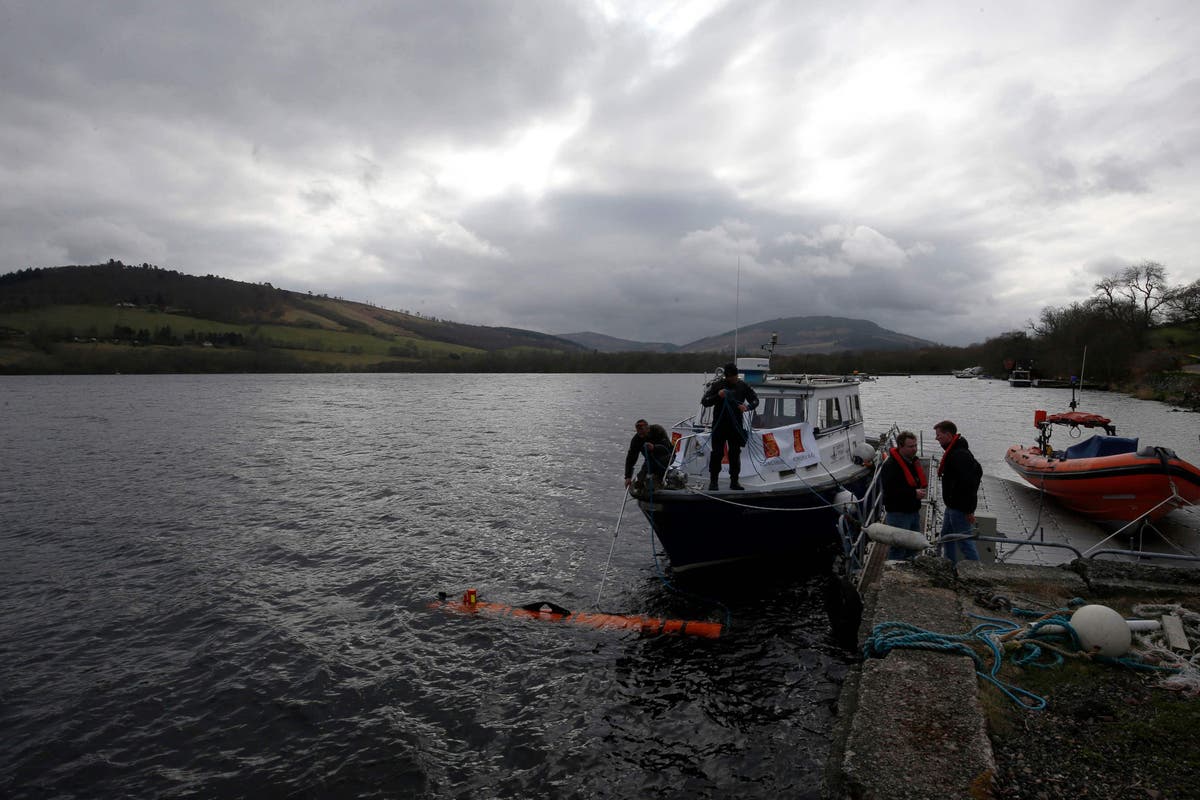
[1004,396,1200,525]
[1008,369,1032,387]
[629,353,878,572]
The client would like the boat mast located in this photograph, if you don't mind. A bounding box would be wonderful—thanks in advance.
[734,256,740,359]
[1071,346,1088,411]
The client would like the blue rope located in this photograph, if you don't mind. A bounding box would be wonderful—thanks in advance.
[861,618,1048,710]
[718,388,750,444]
[861,606,1182,711]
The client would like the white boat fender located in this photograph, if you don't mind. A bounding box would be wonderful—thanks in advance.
[1032,618,1159,638]
[864,522,928,552]
[1126,619,1162,633]
[834,490,856,514]
[852,442,876,465]
[1070,604,1132,657]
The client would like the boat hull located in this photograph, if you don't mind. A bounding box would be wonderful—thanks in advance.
[1004,445,1200,524]
[635,471,872,572]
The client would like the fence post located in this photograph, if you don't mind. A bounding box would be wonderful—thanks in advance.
[975,512,997,564]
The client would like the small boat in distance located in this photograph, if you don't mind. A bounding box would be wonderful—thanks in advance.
[1004,385,1200,525]
[953,366,983,378]
[1008,368,1032,387]
[629,344,879,573]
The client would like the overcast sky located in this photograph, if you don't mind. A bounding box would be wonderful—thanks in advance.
[2,1,1198,346]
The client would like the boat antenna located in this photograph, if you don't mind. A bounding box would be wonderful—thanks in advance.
[1070,346,1088,411]
[733,256,740,359]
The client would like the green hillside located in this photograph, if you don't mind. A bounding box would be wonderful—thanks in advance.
[0,262,584,373]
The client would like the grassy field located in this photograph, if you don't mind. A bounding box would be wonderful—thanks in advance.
[0,340,427,373]
[0,305,485,370]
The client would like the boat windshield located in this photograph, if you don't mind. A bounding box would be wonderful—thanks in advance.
[753,395,806,428]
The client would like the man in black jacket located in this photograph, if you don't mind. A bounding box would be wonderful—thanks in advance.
[934,420,982,562]
[625,420,673,489]
[623,419,651,488]
[700,362,758,490]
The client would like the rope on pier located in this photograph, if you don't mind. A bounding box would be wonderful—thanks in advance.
[862,600,1185,710]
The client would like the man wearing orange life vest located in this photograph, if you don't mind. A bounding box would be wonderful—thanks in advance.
[880,430,927,559]
[934,420,983,563]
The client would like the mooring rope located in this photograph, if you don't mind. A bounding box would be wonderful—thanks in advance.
[861,602,1185,711]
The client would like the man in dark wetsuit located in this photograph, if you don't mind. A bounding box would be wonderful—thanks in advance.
[624,420,674,489]
[623,419,651,488]
[640,424,673,486]
[700,362,758,491]
[934,419,982,563]
[880,430,927,559]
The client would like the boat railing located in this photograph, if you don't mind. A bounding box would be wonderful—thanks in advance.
[767,373,860,385]
[938,533,1084,561]
[945,534,1200,566]
[1080,492,1199,556]
[938,533,1200,566]
[670,413,701,430]
[837,440,892,584]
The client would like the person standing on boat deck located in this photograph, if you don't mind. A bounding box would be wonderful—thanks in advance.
[934,420,982,563]
[701,362,759,491]
[880,430,928,559]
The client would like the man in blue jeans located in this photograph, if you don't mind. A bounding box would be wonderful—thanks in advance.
[880,430,927,559]
[934,420,982,563]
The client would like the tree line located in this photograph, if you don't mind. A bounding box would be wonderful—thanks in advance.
[3,261,1197,394]
[972,261,1199,384]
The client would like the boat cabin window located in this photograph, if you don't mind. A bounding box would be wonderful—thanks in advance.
[847,394,862,423]
[817,397,843,429]
[753,396,806,428]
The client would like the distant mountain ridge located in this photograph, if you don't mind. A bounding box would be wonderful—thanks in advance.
[557,331,681,353]
[560,316,936,354]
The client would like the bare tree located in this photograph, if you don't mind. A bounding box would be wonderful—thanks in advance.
[1090,260,1172,330]
[1164,278,1200,324]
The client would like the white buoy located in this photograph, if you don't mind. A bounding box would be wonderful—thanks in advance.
[834,490,856,513]
[853,442,876,464]
[1070,604,1132,657]
[865,522,928,552]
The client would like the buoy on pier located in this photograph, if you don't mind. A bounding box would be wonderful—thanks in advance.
[430,590,722,639]
[865,522,928,552]
[1070,604,1132,657]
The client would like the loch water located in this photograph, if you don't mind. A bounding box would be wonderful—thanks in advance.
[1,373,1195,799]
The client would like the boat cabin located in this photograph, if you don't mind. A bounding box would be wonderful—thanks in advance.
[663,357,870,491]
[691,369,864,436]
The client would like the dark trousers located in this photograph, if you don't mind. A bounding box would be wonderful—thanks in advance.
[708,426,744,482]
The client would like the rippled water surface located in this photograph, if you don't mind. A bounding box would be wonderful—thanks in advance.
[1,373,1194,798]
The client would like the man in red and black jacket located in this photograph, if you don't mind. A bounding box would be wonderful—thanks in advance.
[880,430,927,559]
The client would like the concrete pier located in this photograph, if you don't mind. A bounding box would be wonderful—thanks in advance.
[823,553,1200,799]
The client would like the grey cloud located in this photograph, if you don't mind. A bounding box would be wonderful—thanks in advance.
[2,1,1199,348]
